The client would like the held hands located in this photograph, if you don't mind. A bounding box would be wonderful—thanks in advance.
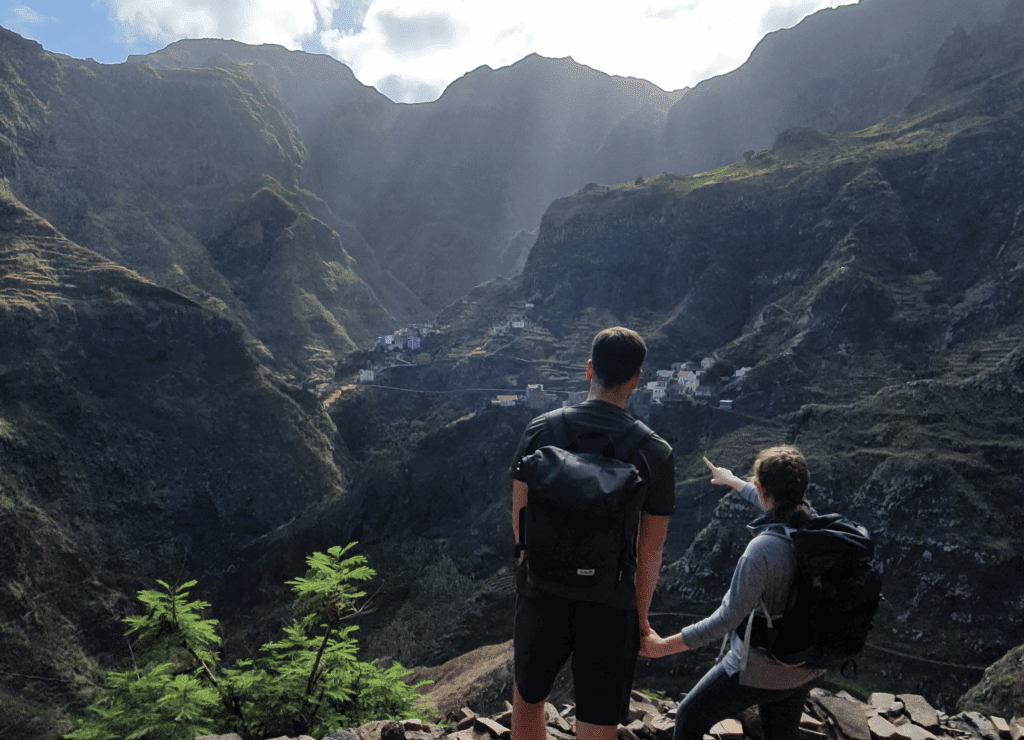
[639,627,687,659]
[702,456,746,491]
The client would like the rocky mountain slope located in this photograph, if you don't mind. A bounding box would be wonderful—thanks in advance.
[135,42,686,310]
[661,0,1008,174]
[0,183,355,735]
[130,0,1008,314]
[0,26,425,382]
[321,1,1024,714]
[3,2,1024,737]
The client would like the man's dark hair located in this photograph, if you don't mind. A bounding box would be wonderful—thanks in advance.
[591,327,646,388]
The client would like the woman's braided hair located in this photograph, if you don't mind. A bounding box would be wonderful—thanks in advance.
[753,445,812,527]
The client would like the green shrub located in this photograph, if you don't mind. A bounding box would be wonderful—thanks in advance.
[67,544,429,740]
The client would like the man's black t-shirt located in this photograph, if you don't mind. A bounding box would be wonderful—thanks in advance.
[510,399,675,608]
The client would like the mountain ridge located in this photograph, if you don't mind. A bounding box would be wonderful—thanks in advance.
[3,3,1024,735]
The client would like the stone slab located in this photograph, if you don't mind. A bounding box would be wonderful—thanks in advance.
[474,716,510,739]
[816,695,872,740]
[801,713,825,730]
[901,724,938,740]
[991,717,1011,740]
[709,718,744,739]
[545,703,573,733]
[869,714,901,739]
[869,694,904,718]
[897,695,940,730]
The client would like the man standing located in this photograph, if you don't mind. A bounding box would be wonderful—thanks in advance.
[509,327,675,740]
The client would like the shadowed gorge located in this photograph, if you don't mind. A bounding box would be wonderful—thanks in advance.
[2,1,1024,737]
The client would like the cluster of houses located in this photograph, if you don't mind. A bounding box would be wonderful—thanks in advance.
[375,323,437,352]
[643,359,750,406]
[489,359,752,411]
[491,384,573,409]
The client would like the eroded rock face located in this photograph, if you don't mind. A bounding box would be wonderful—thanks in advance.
[0,189,348,734]
[660,0,1007,175]
[0,27,419,382]
[959,644,1024,721]
[322,9,1024,712]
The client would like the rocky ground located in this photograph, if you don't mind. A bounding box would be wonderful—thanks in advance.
[194,641,1024,740]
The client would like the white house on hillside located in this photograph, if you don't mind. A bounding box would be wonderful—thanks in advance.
[676,370,699,394]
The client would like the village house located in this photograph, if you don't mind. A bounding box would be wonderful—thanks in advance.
[646,380,669,404]
[676,370,700,395]
[491,395,518,408]
[358,369,375,383]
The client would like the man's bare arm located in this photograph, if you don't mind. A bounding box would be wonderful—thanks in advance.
[635,513,669,636]
[512,479,528,557]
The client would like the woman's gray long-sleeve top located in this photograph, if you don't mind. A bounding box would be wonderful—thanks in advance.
[679,483,825,689]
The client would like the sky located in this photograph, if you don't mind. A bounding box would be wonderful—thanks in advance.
[3,0,858,103]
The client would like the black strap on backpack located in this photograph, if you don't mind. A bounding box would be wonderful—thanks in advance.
[550,407,653,461]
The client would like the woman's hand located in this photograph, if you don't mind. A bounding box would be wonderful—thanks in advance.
[639,628,687,658]
[702,456,746,491]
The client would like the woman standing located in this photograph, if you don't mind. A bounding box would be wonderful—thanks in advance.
[641,446,823,740]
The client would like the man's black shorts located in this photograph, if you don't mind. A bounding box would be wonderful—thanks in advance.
[513,589,640,726]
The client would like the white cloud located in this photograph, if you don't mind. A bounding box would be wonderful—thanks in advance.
[757,0,826,36]
[12,4,57,26]
[98,0,858,102]
[321,0,857,103]
[104,0,323,48]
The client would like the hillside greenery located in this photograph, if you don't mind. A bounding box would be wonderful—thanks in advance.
[67,544,429,740]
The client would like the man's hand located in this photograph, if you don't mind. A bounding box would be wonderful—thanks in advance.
[702,456,745,491]
[639,628,687,658]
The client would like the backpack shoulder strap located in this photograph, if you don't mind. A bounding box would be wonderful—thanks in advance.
[546,407,574,450]
[614,419,655,462]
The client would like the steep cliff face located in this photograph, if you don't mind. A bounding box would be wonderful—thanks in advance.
[5,5,1024,734]
[0,28,420,383]
[0,186,349,734]
[134,43,685,311]
[128,38,399,225]
[660,0,1007,175]
[320,13,1024,709]
[355,54,685,311]
[88,0,1013,319]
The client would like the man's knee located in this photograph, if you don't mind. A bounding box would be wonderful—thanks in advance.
[511,683,547,740]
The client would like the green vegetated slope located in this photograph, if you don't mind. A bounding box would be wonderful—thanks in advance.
[0,27,422,383]
[0,184,350,736]
[326,8,1024,712]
